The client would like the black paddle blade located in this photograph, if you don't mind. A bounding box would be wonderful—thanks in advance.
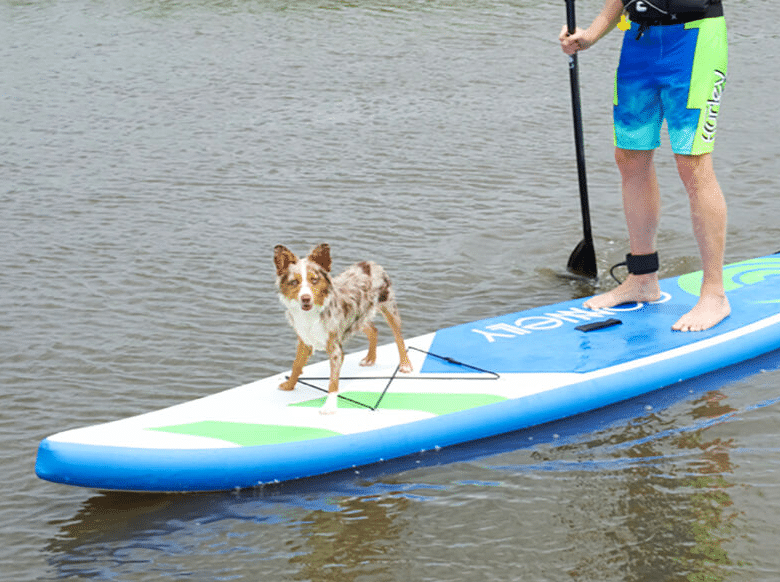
[567,238,597,279]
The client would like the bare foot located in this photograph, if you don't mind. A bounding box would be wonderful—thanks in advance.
[583,274,661,310]
[672,293,730,332]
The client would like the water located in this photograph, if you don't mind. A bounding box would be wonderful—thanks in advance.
[3,0,780,579]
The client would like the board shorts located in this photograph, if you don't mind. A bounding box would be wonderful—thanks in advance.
[614,16,728,155]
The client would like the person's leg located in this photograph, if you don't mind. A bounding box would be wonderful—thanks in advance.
[671,153,730,331]
[584,147,662,310]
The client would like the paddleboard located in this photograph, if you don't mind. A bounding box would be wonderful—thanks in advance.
[35,254,780,492]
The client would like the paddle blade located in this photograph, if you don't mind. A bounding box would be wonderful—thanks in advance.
[567,238,597,279]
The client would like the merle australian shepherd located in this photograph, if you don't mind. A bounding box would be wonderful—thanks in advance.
[273,243,413,414]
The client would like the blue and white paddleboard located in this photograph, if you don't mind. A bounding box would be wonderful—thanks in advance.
[35,254,780,492]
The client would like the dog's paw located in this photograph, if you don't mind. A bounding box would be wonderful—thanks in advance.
[278,380,297,391]
[399,359,413,374]
[359,356,376,367]
[319,392,338,415]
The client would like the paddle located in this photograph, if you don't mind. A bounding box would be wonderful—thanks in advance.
[564,0,598,279]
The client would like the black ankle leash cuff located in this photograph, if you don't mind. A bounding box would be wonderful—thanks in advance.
[625,252,659,275]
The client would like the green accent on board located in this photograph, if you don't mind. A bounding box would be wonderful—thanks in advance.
[148,421,341,447]
[290,391,507,415]
[677,257,780,297]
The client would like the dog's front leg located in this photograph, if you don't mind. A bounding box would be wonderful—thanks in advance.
[320,337,344,415]
[279,339,312,391]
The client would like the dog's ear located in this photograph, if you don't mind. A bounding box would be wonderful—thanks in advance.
[308,243,331,272]
[273,245,297,276]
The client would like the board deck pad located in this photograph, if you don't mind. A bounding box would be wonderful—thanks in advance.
[424,256,780,375]
[35,255,780,492]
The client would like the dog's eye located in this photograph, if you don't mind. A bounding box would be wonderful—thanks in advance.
[310,275,320,284]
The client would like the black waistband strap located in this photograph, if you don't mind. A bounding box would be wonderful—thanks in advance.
[628,0,723,38]
[629,0,723,25]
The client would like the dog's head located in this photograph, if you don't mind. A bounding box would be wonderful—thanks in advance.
[274,244,332,312]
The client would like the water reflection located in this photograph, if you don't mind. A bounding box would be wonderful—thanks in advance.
[541,389,739,582]
[675,392,739,580]
[289,493,410,581]
[45,481,414,579]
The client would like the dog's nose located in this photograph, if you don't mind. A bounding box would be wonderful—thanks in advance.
[300,294,313,310]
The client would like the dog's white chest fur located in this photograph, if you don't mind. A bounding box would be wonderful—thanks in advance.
[280,296,329,351]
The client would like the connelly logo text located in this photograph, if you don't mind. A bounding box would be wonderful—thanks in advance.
[471,293,672,343]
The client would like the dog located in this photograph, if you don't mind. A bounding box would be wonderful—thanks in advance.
[273,243,413,414]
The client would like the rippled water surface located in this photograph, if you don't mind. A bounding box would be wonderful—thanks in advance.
[3,0,780,580]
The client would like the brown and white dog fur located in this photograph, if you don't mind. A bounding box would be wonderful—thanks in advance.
[273,243,413,414]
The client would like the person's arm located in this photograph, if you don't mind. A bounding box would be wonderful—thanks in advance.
[559,0,624,54]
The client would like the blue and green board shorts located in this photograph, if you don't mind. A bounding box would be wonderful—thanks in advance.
[614,17,728,155]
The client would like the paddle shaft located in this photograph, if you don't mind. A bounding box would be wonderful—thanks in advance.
[566,0,594,251]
